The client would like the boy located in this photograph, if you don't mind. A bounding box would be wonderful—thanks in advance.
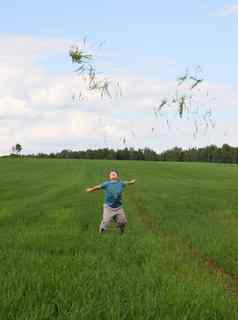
[86,170,136,233]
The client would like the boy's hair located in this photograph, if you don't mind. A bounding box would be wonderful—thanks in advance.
[108,169,120,178]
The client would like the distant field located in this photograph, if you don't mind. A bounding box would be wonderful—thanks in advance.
[1,158,238,319]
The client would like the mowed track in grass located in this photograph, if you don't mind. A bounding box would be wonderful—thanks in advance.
[1,159,238,319]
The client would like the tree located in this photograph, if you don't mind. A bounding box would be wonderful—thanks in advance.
[15,144,22,156]
[11,144,22,156]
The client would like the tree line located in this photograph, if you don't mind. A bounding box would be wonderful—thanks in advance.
[5,144,238,164]
[24,148,159,161]
[159,144,238,163]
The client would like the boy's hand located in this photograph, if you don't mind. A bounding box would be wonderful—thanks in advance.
[85,185,101,192]
[130,179,136,184]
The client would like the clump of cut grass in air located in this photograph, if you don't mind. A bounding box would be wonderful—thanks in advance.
[69,39,121,102]
[151,65,217,140]
[179,95,186,118]
[69,46,93,65]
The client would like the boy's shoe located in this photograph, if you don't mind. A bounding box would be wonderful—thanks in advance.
[118,227,125,235]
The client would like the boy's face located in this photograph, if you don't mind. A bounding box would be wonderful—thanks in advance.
[109,171,119,180]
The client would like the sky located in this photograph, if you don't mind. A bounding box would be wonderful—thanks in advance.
[0,0,237,154]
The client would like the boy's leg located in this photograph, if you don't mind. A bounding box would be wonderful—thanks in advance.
[115,207,127,233]
[99,205,113,233]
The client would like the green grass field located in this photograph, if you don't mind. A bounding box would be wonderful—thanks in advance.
[1,158,238,319]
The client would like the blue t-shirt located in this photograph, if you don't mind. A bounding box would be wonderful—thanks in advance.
[100,180,126,208]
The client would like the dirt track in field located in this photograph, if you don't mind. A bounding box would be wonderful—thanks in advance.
[135,197,238,298]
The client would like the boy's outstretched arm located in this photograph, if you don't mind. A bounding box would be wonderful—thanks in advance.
[124,179,136,186]
[86,185,101,192]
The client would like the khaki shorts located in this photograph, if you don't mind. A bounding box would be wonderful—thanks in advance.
[99,204,127,232]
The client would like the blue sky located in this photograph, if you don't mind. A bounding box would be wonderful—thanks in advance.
[0,1,237,154]
[1,0,237,82]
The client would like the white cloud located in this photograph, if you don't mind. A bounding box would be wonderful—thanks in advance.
[0,34,69,62]
[0,97,28,116]
[216,4,238,16]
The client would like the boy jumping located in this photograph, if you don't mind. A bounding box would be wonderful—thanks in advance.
[86,170,136,233]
